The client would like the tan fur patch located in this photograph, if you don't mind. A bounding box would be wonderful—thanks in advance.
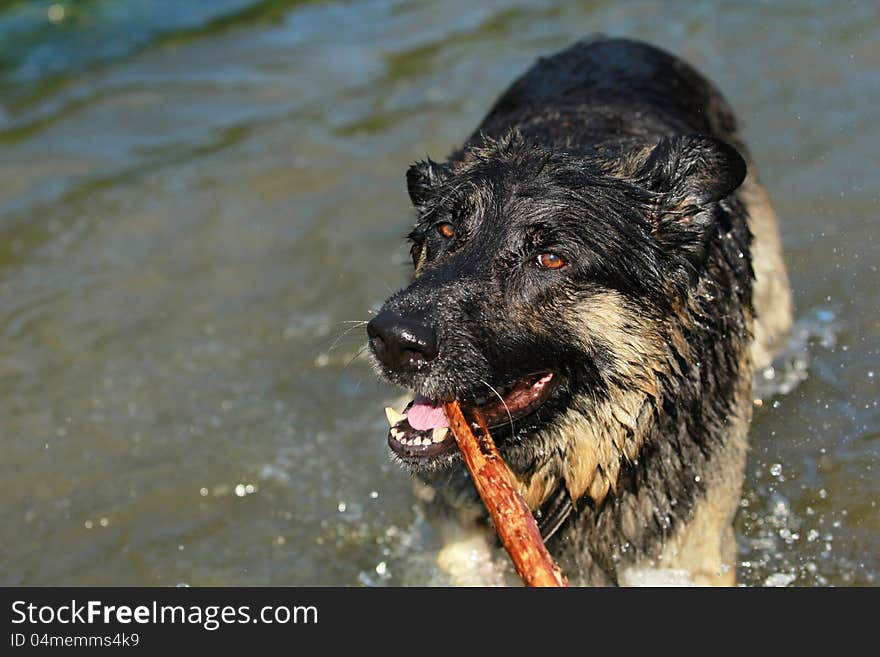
[517,469,557,510]
[513,291,673,509]
[413,244,427,277]
[652,349,752,586]
[741,174,793,370]
[600,144,655,178]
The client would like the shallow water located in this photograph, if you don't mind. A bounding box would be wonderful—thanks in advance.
[0,0,876,586]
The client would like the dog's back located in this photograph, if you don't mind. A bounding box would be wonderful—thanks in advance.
[475,38,744,152]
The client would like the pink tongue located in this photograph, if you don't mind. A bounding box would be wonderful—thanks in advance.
[406,395,450,431]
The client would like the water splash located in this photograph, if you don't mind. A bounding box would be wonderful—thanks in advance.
[752,306,839,402]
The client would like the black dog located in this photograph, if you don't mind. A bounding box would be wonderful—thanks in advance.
[368,37,791,586]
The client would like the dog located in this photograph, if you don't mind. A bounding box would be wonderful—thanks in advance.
[367,37,792,586]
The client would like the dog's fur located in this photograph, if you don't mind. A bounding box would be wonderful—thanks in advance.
[370,37,792,586]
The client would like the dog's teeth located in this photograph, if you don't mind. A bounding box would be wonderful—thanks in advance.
[390,428,402,440]
[432,427,449,443]
[385,406,406,426]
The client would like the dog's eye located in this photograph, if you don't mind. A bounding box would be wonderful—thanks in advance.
[536,252,566,270]
[436,222,455,239]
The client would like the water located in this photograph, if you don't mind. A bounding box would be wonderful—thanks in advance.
[0,0,876,586]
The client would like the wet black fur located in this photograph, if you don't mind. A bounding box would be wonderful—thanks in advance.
[370,37,756,585]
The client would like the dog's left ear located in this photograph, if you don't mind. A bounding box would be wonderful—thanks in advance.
[636,134,747,215]
[406,158,449,208]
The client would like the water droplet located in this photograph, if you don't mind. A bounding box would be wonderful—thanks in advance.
[47,4,65,23]
[763,572,796,587]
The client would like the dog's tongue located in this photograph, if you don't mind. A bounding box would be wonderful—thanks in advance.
[407,395,450,431]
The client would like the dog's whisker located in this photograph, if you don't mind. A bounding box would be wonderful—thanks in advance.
[479,378,515,439]
[326,321,370,352]
[342,344,369,371]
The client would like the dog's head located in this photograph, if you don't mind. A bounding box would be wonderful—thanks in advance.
[368,130,745,503]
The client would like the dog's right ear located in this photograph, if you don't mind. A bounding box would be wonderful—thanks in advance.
[406,158,449,208]
[635,134,747,210]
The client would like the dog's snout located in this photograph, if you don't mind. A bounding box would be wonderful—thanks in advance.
[367,310,438,371]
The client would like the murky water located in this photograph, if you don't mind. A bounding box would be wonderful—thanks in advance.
[0,0,876,586]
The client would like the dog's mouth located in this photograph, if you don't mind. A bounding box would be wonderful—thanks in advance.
[384,372,556,462]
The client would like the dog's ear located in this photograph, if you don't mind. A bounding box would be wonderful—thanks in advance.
[636,134,747,214]
[406,158,449,208]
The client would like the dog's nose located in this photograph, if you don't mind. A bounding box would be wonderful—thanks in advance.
[367,310,438,371]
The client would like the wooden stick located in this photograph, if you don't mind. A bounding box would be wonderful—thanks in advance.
[443,400,568,587]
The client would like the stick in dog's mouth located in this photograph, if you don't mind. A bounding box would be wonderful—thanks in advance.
[441,399,568,587]
[384,372,556,460]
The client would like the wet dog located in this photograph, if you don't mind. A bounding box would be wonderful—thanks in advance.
[368,37,791,585]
